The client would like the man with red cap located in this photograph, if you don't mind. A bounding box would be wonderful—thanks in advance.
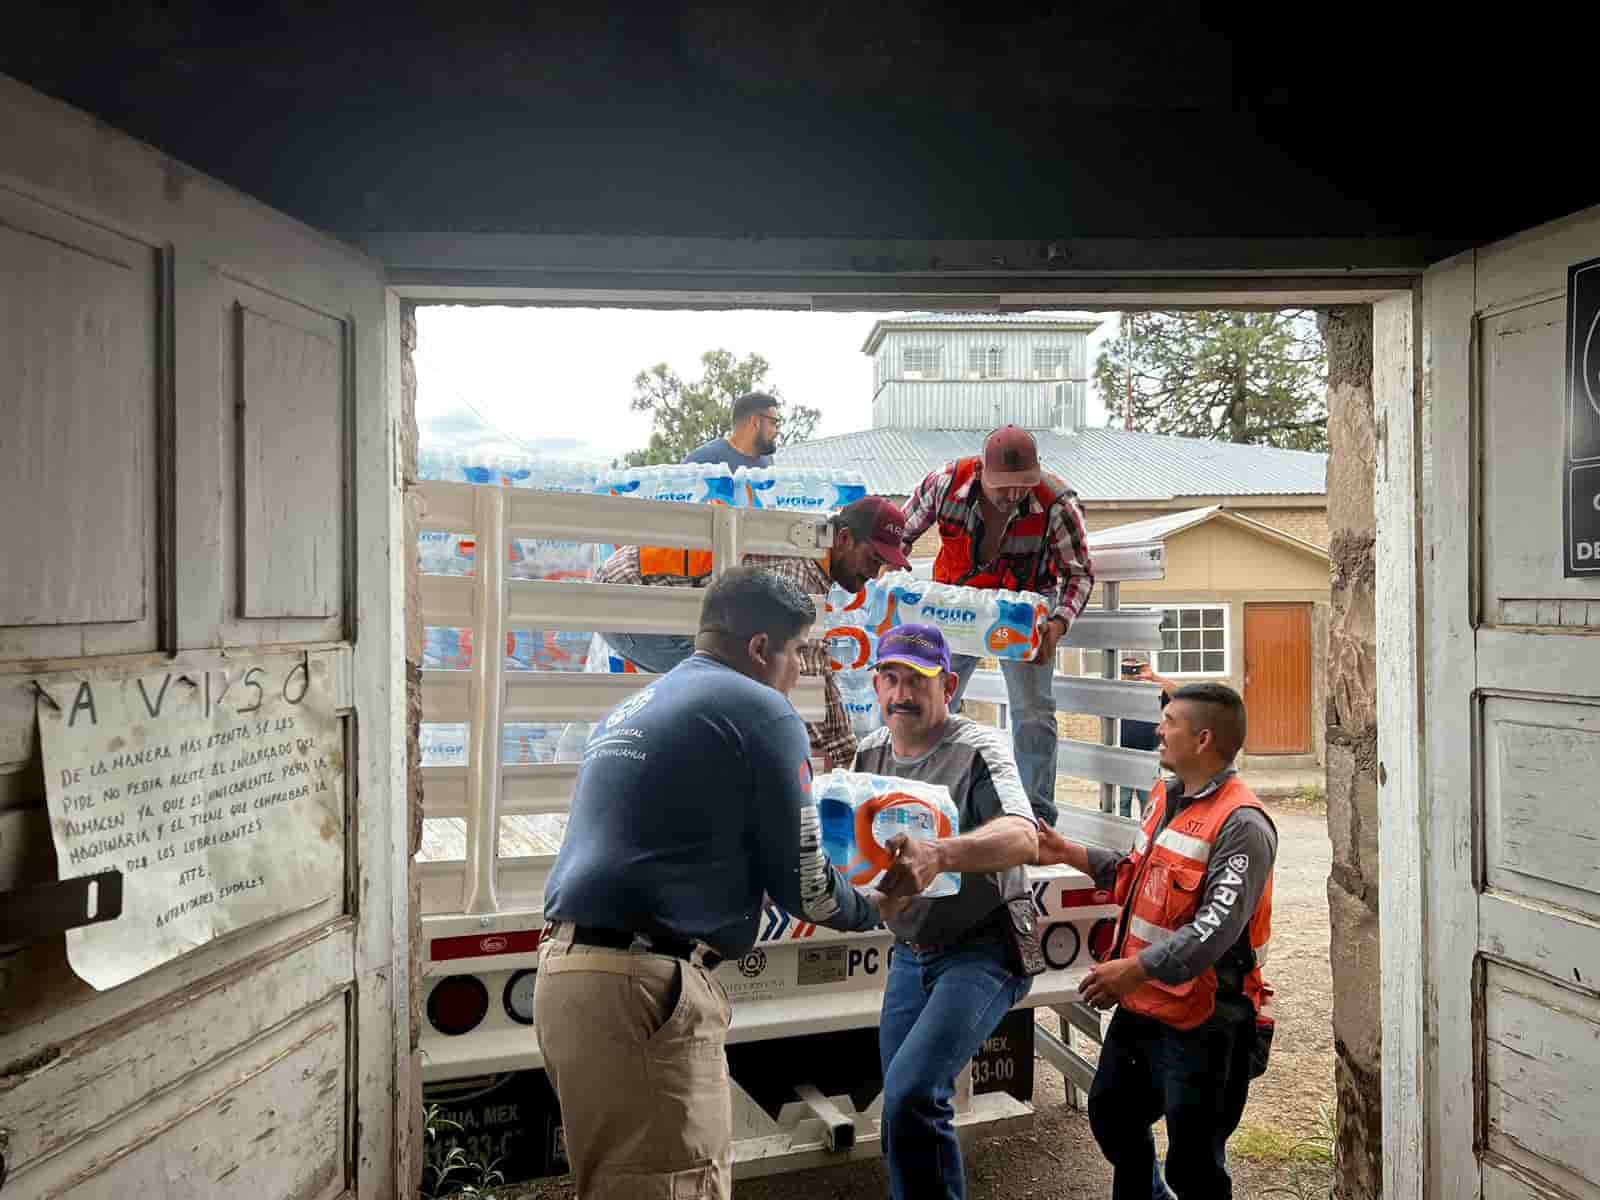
[899,426,1095,824]
[597,495,913,767]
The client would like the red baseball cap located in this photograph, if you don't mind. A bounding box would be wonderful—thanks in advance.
[841,496,912,569]
[983,425,1042,487]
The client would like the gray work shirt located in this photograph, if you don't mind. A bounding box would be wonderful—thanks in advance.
[1084,768,1277,986]
[852,716,1039,946]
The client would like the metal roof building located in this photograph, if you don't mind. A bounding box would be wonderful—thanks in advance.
[774,426,1328,501]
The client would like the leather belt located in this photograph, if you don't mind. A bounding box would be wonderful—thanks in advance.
[566,924,724,970]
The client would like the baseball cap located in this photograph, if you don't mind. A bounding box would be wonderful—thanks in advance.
[841,496,913,570]
[875,623,952,677]
[982,425,1042,488]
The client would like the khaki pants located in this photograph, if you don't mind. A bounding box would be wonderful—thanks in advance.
[535,925,734,1199]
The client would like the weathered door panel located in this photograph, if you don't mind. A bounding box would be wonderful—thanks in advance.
[0,73,404,1198]
[1243,602,1313,754]
[1424,204,1600,1200]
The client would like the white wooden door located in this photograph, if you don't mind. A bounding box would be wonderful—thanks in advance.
[1424,205,1600,1200]
[0,76,408,1197]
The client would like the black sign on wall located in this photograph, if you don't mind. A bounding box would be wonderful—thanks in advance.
[1566,255,1600,577]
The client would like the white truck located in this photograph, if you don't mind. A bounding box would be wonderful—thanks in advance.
[412,477,1169,1183]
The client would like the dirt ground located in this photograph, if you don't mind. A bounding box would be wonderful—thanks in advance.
[508,794,1335,1199]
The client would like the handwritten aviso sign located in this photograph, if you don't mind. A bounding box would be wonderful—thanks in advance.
[36,655,344,989]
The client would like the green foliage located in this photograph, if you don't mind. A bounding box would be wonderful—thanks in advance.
[623,349,820,467]
[421,1103,507,1200]
[1095,311,1329,451]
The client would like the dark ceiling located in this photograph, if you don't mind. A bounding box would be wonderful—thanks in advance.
[2,2,1591,258]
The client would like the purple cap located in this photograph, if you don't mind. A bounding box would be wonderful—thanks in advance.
[874,624,952,677]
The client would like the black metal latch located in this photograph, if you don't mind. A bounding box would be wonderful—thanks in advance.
[0,870,123,948]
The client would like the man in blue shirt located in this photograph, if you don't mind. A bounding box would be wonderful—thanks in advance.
[537,567,881,1199]
[682,391,781,468]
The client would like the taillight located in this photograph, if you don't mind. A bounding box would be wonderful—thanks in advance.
[1087,918,1117,963]
[428,975,490,1036]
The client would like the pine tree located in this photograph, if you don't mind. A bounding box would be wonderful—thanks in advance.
[623,349,821,467]
[1095,311,1328,451]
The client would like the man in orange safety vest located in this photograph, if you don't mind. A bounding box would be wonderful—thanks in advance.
[1037,682,1277,1200]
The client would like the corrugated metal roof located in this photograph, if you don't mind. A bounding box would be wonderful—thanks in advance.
[862,313,1103,353]
[773,427,1328,501]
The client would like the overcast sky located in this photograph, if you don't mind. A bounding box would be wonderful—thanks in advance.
[415,307,1119,463]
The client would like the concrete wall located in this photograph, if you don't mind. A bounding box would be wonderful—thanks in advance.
[1322,305,1381,1199]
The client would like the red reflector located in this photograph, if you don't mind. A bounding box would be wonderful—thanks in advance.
[1057,886,1114,908]
[431,929,544,961]
[428,975,490,1037]
[1087,918,1117,963]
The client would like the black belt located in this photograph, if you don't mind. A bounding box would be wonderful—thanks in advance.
[569,924,723,970]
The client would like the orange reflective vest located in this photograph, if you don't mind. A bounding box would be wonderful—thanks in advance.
[932,457,1064,591]
[638,546,715,583]
[1111,775,1274,1031]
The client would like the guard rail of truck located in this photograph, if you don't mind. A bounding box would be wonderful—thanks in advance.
[413,480,1168,1182]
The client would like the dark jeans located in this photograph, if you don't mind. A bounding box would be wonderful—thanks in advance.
[879,938,1032,1200]
[603,631,696,675]
[1088,1007,1254,1200]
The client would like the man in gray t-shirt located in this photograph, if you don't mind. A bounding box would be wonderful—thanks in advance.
[854,624,1039,1200]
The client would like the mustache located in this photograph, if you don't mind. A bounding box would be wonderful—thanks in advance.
[886,703,922,716]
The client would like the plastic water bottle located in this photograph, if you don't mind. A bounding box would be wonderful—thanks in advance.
[422,627,474,671]
[594,463,736,506]
[419,723,469,766]
[418,531,476,577]
[506,629,594,672]
[838,571,1051,661]
[814,771,961,897]
[418,450,602,494]
[508,538,597,582]
[833,668,884,737]
[736,467,867,512]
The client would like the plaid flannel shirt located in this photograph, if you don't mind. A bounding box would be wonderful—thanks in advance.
[595,545,857,768]
[900,460,1095,628]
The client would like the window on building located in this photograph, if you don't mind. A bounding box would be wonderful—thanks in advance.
[1032,347,1070,378]
[902,346,942,378]
[1153,606,1229,676]
[966,345,1004,379]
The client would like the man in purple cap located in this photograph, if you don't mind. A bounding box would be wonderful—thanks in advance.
[597,496,913,768]
[854,623,1041,1200]
[899,425,1095,824]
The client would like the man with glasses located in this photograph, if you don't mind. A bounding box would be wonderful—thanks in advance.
[684,390,783,468]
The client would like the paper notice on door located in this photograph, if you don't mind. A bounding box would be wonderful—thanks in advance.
[36,654,344,990]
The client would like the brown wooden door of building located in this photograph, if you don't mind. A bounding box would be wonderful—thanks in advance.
[1243,602,1313,754]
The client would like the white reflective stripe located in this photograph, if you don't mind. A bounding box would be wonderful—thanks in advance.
[1128,915,1168,945]
[1154,827,1212,862]
[1254,939,1270,967]
[1134,828,1150,855]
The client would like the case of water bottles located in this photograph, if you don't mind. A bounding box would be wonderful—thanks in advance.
[815,771,962,898]
[824,572,1053,663]
[423,627,595,673]
[418,721,592,767]
[593,463,867,513]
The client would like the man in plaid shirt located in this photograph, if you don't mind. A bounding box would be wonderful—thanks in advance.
[899,426,1095,824]
[596,497,914,768]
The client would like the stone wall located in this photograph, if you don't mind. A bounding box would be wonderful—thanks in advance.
[1321,305,1381,1199]
[399,302,426,1191]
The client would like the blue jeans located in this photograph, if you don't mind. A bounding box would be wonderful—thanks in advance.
[879,937,1032,1200]
[1089,1008,1254,1200]
[1120,786,1150,819]
[950,654,1059,825]
[603,631,696,675]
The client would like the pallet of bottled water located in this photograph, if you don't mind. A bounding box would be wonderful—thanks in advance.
[822,572,1053,663]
